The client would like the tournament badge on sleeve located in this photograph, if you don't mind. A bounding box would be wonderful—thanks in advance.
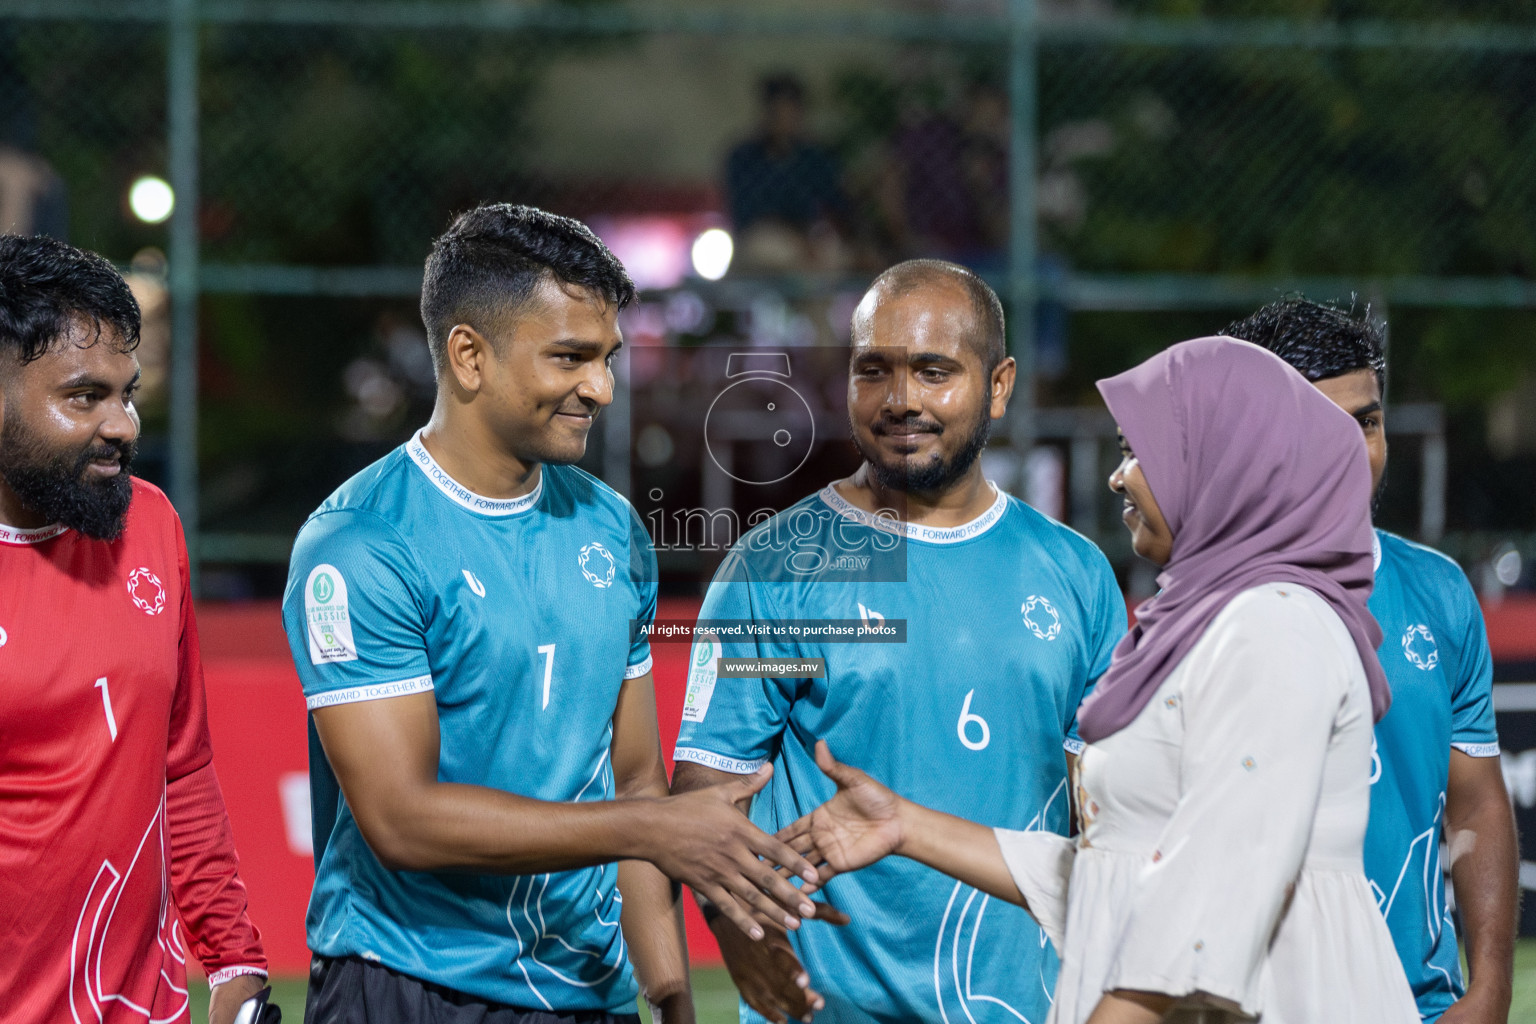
[305,564,357,665]
[682,635,720,724]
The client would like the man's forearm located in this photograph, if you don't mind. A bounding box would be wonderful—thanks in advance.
[615,728,693,1019]
[357,781,671,874]
[1448,794,1518,998]
[1445,749,1519,1014]
[164,761,267,978]
[670,761,753,915]
[314,685,819,937]
[672,761,753,809]
[619,859,692,1018]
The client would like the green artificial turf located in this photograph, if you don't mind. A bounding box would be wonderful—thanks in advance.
[192,940,1536,1023]
[1513,937,1536,1022]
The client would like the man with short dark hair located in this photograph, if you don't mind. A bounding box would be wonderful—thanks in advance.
[0,234,268,1022]
[283,203,820,1023]
[1226,297,1518,1024]
[671,259,1124,1024]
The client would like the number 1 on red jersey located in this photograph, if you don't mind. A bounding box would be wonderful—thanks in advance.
[94,676,119,741]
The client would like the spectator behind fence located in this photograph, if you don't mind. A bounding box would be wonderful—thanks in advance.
[724,73,851,273]
[881,80,1009,271]
[0,36,67,239]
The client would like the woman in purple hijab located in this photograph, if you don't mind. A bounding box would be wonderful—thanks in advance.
[781,338,1418,1023]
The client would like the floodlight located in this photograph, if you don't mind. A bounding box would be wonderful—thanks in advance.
[691,228,733,281]
[129,176,175,224]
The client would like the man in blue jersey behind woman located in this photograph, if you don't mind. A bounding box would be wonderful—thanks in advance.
[784,335,1430,1023]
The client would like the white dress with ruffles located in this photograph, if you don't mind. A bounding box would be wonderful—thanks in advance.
[997,582,1418,1023]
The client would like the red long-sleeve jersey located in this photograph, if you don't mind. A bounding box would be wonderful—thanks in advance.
[0,479,266,1021]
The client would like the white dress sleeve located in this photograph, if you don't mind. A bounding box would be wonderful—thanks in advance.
[1102,587,1355,1015]
[992,828,1074,950]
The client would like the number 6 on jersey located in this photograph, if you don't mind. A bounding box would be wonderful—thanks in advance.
[957,688,989,751]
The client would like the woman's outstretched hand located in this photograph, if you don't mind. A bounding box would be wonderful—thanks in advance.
[783,742,1038,916]
[777,740,907,884]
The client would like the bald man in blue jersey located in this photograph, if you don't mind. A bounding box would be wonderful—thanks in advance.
[671,261,1124,1024]
[1228,298,1519,1024]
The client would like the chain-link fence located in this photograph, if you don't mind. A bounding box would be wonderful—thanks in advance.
[3,0,1536,595]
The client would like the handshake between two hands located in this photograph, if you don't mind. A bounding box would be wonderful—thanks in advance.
[673,739,907,942]
[666,739,903,939]
[773,739,909,918]
[686,741,908,1024]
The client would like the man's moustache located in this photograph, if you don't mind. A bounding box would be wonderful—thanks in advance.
[873,421,941,435]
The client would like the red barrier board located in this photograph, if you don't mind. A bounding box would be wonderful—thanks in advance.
[1483,594,1536,662]
[201,655,311,974]
[198,591,1536,976]
[198,602,312,975]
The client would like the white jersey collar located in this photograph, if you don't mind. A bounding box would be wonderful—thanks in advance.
[818,482,1008,545]
[0,521,68,546]
[406,430,542,517]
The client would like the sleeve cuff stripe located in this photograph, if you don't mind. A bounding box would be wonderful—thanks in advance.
[1452,741,1501,758]
[305,675,433,710]
[207,966,269,986]
[624,655,654,679]
[673,747,766,774]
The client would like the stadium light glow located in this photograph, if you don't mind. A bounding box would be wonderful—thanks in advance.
[691,228,733,281]
[129,176,175,224]
[1495,547,1522,587]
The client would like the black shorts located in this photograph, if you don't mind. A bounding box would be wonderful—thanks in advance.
[304,955,644,1024]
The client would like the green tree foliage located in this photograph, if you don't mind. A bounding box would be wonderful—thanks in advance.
[199,25,587,265]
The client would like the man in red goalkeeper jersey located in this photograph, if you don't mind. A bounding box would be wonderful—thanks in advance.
[0,235,267,1022]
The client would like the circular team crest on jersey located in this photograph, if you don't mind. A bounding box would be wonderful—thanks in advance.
[1021,595,1061,641]
[579,542,616,589]
[126,567,166,616]
[1401,623,1439,670]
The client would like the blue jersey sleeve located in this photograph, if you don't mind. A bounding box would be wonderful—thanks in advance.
[1066,552,1126,754]
[283,508,433,710]
[1446,570,1499,755]
[673,550,796,774]
[626,506,659,678]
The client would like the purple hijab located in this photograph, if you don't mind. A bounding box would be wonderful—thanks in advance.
[1076,336,1389,744]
